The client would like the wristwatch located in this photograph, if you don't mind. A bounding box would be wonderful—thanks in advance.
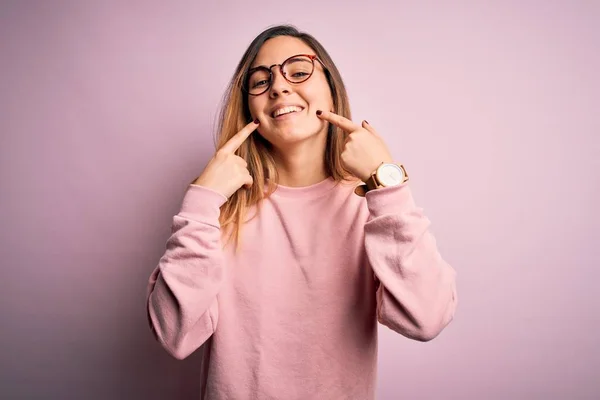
[354,162,409,196]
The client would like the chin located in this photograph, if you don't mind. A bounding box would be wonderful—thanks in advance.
[259,120,322,144]
[277,128,325,146]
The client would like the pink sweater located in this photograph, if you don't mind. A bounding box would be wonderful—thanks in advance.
[146,177,457,399]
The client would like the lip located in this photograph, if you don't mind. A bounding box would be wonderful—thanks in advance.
[269,103,305,118]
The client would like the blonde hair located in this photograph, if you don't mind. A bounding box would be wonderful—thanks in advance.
[214,25,357,252]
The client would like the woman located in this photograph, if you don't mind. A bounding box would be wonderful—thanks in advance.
[146,25,457,399]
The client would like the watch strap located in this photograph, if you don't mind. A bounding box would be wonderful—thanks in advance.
[365,174,381,191]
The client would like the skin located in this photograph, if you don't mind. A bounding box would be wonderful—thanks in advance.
[248,36,334,187]
[193,37,396,198]
[248,36,395,188]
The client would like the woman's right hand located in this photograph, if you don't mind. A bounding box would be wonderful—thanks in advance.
[192,119,260,199]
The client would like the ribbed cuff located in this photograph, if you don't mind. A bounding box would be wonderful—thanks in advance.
[178,184,228,226]
[365,183,416,218]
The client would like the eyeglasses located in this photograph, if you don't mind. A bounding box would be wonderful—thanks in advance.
[243,54,326,96]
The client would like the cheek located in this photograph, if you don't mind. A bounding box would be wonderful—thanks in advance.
[302,82,333,109]
[248,98,264,118]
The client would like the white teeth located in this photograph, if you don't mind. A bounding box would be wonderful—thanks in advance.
[272,106,303,118]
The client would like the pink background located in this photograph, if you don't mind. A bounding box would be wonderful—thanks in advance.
[1,1,598,399]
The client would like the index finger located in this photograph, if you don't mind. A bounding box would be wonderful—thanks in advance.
[316,110,361,133]
[220,119,260,154]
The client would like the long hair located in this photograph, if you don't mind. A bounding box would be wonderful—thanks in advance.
[214,25,356,252]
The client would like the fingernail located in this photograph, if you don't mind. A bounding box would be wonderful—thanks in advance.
[254,118,260,124]
[316,110,322,116]
[364,120,369,125]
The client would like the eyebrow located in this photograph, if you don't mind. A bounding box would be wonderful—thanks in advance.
[249,55,314,71]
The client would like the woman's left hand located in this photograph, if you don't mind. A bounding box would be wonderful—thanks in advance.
[317,110,394,182]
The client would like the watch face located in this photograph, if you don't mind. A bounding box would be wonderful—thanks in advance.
[376,164,405,186]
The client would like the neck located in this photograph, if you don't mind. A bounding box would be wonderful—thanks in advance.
[271,134,328,187]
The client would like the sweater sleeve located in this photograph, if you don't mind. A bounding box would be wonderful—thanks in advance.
[146,184,228,360]
[364,183,457,341]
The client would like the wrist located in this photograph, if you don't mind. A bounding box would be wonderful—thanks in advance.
[363,162,409,193]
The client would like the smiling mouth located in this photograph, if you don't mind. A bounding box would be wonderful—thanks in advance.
[271,106,305,118]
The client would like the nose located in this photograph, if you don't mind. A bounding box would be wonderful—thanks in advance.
[269,66,291,98]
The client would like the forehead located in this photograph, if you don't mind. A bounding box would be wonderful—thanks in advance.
[251,36,315,68]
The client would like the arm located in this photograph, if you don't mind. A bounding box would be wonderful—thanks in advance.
[364,183,457,341]
[146,184,228,359]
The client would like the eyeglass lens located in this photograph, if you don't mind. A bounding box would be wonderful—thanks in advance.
[247,55,314,95]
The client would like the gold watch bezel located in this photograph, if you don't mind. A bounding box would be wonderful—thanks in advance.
[372,163,408,188]
[355,163,409,196]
